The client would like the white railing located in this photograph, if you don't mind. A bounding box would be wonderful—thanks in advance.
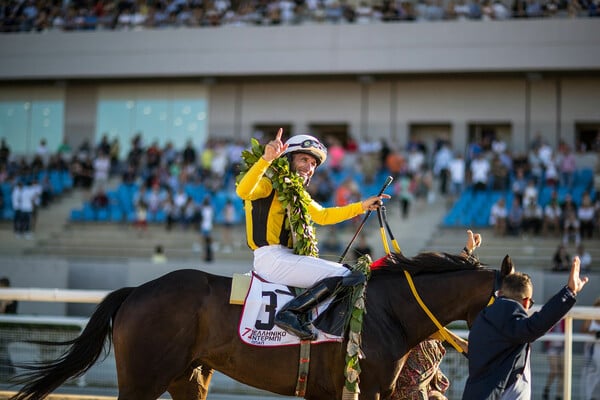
[1,289,600,400]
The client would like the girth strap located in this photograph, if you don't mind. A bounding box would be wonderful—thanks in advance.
[294,339,311,397]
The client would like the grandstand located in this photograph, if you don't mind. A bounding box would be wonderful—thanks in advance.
[0,9,600,400]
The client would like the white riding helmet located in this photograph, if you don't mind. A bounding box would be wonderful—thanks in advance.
[281,134,328,166]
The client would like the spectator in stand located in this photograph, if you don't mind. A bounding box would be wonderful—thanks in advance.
[90,186,109,214]
[544,153,560,188]
[575,244,592,273]
[560,192,577,224]
[407,144,426,177]
[522,179,538,207]
[395,173,415,220]
[145,183,167,221]
[578,192,596,240]
[432,142,453,195]
[563,208,581,246]
[133,199,148,236]
[92,151,111,192]
[335,176,361,228]
[448,152,465,198]
[490,153,509,191]
[163,192,178,231]
[172,186,188,228]
[109,137,120,175]
[543,195,562,237]
[470,152,490,191]
[522,196,543,236]
[182,139,197,166]
[146,140,162,172]
[552,244,571,272]
[0,138,10,167]
[97,134,111,157]
[182,197,198,230]
[326,137,345,173]
[559,145,577,189]
[511,167,527,205]
[199,197,214,262]
[12,180,36,239]
[308,170,335,204]
[506,197,524,236]
[489,197,508,237]
[72,155,94,189]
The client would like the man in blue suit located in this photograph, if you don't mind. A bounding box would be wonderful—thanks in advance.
[462,255,588,400]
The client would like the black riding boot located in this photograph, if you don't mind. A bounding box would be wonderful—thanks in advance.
[275,271,366,341]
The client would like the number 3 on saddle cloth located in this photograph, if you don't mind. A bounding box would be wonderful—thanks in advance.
[238,273,347,346]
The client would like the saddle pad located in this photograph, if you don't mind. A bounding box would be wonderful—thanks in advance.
[238,273,343,347]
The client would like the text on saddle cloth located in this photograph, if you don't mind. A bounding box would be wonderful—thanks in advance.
[238,273,343,346]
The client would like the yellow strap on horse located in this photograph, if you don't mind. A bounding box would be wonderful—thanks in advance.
[376,207,465,355]
[402,270,465,354]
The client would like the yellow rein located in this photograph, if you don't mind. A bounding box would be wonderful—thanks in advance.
[376,207,465,354]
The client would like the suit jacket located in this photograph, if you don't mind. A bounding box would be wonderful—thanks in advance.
[462,286,576,400]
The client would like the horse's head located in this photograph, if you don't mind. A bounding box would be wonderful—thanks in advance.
[464,254,515,328]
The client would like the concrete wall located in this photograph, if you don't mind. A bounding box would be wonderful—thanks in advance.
[1,19,599,79]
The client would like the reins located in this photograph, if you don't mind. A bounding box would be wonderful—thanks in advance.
[375,205,467,356]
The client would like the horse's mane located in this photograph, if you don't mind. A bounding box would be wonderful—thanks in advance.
[372,251,484,277]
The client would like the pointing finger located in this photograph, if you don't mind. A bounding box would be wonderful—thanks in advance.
[276,128,283,141]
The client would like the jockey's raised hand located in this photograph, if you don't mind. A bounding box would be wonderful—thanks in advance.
[263,128,289,162]
[465,229,482,253]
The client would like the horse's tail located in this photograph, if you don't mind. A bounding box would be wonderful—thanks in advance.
[10,287,134,400]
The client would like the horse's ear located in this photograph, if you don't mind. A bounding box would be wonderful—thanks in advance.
[501,255,515,276]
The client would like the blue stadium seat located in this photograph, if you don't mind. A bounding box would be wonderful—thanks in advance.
[70,209,83,221]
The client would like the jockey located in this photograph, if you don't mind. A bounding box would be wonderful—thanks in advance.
[236,128,389,340]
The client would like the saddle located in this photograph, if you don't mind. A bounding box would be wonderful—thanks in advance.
[231,272,352,346]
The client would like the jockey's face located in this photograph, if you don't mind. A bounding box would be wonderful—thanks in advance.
[291,152,318,186]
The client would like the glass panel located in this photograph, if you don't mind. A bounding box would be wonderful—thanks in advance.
[135,99,169,145]
[96,100,134,159]
[171,99,207,151]
[30,100,64,155]
[96,86,208,159]
[0,101,30,155]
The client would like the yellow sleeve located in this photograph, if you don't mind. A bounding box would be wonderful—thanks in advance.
[236,157,273,200]
[308,200,364,225]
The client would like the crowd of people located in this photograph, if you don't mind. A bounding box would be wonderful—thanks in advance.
[1,0,598,33]
[3,127,600,246]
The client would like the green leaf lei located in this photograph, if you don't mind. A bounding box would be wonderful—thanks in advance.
[236,138,319,257]
[344,255,371,394]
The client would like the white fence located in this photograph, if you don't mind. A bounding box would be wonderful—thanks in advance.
[1,288,600,399]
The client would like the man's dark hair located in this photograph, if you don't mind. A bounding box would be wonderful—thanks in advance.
[500,272,532,301]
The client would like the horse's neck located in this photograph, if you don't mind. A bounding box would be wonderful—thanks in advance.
[376,269,494,351]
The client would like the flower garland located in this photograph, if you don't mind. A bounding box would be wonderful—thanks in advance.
[343,254,371,395]
[236,138,318,257]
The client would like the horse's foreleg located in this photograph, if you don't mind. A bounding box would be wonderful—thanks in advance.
[168,365,214,400]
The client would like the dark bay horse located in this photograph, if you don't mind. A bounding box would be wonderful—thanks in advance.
[11,252,514,400]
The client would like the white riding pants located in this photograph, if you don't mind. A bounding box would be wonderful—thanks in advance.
[253,245,350,288]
